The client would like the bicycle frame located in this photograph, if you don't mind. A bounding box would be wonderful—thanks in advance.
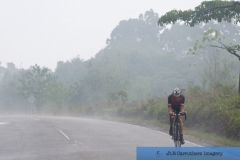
[172,112,181,147]
[171,111,186,147]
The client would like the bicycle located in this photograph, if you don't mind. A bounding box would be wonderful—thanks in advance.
[171,111,187,147]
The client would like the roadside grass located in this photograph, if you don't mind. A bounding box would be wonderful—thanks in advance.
[99,115,240,147]
[184,127,240,146]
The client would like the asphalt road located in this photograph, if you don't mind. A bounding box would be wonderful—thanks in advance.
[0,116,200,160]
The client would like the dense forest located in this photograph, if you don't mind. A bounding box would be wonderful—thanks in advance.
[0,10,240,140]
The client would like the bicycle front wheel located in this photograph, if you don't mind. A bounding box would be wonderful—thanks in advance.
[174,140,181,147]
[174,123,181,147]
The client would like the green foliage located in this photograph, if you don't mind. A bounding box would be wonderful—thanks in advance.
[186,26,238,92]
[158,0,240,58]
[107,9,160,49]
[158,0,240,27]
[48,80,68,110]
[188,28,240,56]
[114,83,240,140]
[187,84,240,139]
[0,68,27,112]
[55,57,87,85]
[18,64,55,108]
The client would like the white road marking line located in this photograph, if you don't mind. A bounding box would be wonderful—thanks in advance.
[27,117,72,141]
[55,128,71,140]
[185,140,202,147]
[154,130,202,147]
[30,117,39,120]
[0,122,9,125]
[125,123,202,147]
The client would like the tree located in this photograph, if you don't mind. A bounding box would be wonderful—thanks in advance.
[106,10,161,50]
[55,57,87,85]
[158,0,240,92]
[18,64,55,109]
[0,67,24,111]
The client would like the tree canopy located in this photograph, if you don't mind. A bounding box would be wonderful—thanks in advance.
[158,0,240,59]
[158,0,240,27]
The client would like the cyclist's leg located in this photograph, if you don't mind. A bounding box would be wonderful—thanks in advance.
[178,115,183,134]
[176,109,185,144]
[170,109,174,125]
[179,105,185,134]
[169,109,175,136]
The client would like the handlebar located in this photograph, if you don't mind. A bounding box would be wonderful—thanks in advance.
[171,111,187,121]
[180,112,187,121]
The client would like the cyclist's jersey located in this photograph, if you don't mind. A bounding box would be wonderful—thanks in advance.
[168,94,185,111]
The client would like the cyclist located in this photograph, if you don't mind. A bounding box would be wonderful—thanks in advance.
[168,87,186,144]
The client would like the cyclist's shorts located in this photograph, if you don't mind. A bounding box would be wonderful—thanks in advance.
[172,108,180,114]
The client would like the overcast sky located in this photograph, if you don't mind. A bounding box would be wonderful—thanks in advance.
[0,0,204,71]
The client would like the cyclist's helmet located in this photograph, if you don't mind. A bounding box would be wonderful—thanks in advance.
[173,87,181,97]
